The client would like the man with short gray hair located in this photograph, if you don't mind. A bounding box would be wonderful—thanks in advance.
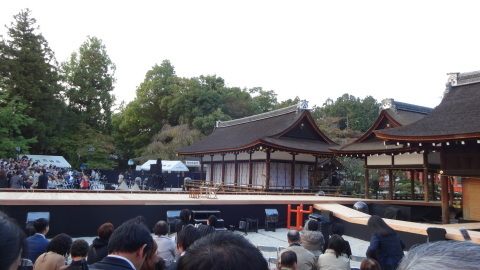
[279,230,317,270]
[397,240,480,270]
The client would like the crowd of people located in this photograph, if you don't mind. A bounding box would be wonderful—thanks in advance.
[1,209,479,270]
[0,156,101,190]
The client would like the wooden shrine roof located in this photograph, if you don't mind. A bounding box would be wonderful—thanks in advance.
[331,99,431,154]
[176,103,337,156]
[376,71,480,141]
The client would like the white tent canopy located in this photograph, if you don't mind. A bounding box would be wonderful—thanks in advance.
[140,160,189,172]
[28,155,71,168]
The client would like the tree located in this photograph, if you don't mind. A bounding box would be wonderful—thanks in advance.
[249,87,278,113]
[0,9,66,153]
[0,95,37,157]
[62,36,116,133]
[139,124,203,162]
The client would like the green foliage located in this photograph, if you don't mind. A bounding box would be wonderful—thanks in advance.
[61,36,116,133]
[138,124,204,163]
[192,108,231,135]
[59,123,116,170]
[249,87,279,113]
[0,9,66,153]
[0,96,37,157]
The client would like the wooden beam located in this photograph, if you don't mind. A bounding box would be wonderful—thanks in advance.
[388,169,394,200]
[441,175,450,224]
[200,155,204,181]
[430,173,435,201]
[314,156,319,186]
[423,153,429,203]
[210,155,214,183]
[290,154,296,189]
[234,153,238,186]
[410,170,415,200]
[249,152,253,186]
[266,150,271,189]
[221,154,225,185]
[365,158,370,199]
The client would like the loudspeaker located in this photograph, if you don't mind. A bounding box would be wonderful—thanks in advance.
[156,158,162,175]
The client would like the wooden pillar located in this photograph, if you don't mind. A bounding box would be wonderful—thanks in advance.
[364,158,370,199]
[221,154,225,185]
[248,151,253,186]
[430,173,435,201]
[234,153,238,186]
[388,169,394,200]
[449,177,454,207]
[440,150,450,224]
[266,150,271,189]
[210,155,214,183]
[423,153,429,202]
[200,155,204,181]
[314,156,319,187]
[410,170,415,200]
[441,174,450,224]
[290,153,296,189]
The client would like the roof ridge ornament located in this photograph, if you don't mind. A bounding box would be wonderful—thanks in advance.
[381,98,397,114]
[299,100,309,111]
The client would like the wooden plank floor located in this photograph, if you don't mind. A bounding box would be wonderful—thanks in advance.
[315,203,480,244]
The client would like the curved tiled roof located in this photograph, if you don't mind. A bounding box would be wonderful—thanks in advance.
[176,105,336,155]
[331,99,431,153]
[377,79,480,141]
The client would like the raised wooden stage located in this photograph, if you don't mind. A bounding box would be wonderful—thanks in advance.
[1,189,476,247]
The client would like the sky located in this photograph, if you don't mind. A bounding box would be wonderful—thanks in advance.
[2,1,480,109]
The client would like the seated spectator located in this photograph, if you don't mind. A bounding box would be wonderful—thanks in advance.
[175,209,192,234]
[153,220,177,262]
[168,225,202,270]
[318,234,350,270]
[87,222,115,265]
[0,212,26,270]
[141,239,164,270]
[330,222,352,257]
[279,230,317,270]
[24,218,50,264]
[397,240,480,270]
[177,231,268,270]
[279,250,297,270]
[34,233,73,270]
[301,219,324,257]
[360,258,381,270]
[90,220,154,270]
[196,215,217,236]
[60,239,89,270]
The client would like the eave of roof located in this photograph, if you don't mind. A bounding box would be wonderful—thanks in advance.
[376,80,480,141]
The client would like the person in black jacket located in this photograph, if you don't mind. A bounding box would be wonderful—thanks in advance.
[174,209,192,234]
[37,169,48,189]
[87,223,115,265]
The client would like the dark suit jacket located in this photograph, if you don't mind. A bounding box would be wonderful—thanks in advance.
[37,174,48,189]
[90,256,135,270]
[24,234,49,263]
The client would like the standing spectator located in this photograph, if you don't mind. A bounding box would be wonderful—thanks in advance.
[0,170,8,188]
[90,220,154,270]
[152,220,177,263]
[174,209,192,234]
[318,234,350,270]
[24,218,50,264]
[0,212,26,270]
[34,233,73,270]
[301,219,324,257]
[87,222,115,265]
[80,173,89,189]
[37,169,48,189]
[279,230,317,270]
[10,170,24,188]
[60,239,89,270]
[196,215,217,236]
[366,215,405,270]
